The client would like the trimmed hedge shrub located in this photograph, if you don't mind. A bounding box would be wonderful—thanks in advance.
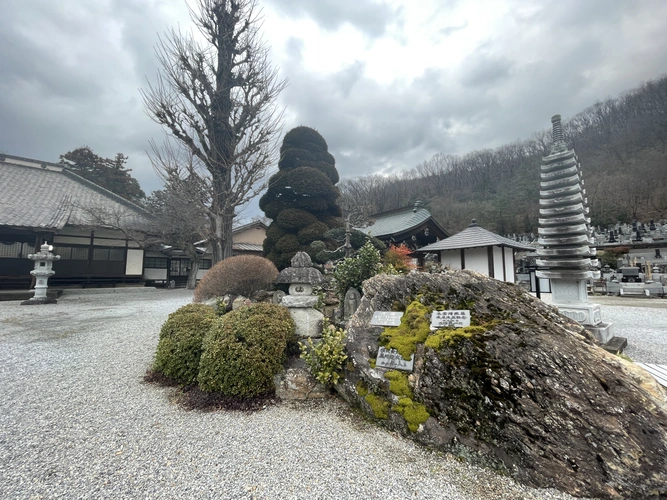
[274,234,300,253]
[298,221,329,245]
[277,208,318,230]
[260,126,342,269]
[194,255,278,302]
[153,303,218,384]
[197,303,296,397]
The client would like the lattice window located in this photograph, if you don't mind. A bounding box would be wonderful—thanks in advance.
[109,249,125,261]
[0,242,24,258]
[144,257,168,269]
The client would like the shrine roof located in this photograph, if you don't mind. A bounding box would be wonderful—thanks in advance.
[359,205,449,239]
[418,221,535,252]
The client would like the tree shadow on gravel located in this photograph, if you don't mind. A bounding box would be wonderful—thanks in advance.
[143,370,277,413]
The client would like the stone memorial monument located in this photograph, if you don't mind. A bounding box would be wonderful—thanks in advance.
[275,252,324,339]
[536,115,613,343]
[21,242,60,305]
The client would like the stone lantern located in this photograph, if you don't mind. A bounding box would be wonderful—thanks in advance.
[21,242,61,305]
[275,252,323,339]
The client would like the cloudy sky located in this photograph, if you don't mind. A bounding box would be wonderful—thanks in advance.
[2,0,667,217]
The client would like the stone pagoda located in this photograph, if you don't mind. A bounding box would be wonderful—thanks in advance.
[536,115,613,343]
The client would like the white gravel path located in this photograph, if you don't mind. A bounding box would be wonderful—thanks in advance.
[3,289,660,499]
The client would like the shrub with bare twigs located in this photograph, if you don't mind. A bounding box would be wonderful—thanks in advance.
[194,255,278,302]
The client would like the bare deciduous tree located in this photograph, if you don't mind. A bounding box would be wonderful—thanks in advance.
[142,0,287,263]
[145,150,210,288]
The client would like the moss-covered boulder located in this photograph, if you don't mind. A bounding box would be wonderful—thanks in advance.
[337,271,667,499]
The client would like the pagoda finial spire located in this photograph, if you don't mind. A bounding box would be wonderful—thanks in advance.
[550,114,567,153]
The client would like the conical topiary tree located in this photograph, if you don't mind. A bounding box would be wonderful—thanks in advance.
[260,126,342,269]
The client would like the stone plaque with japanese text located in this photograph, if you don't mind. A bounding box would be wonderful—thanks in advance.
[431,310,471,329]
[376,346,414,371]
[370,311,403,327]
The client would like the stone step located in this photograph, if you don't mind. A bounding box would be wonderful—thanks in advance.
[601,336,628,354]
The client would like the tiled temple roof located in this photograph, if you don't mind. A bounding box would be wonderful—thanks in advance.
[0,154,150,230]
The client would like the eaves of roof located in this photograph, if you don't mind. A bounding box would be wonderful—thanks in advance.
[418,224,535,252]
[360,207,448,238]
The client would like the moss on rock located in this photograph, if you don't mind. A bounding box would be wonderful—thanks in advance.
[424,325,488,351]
[365,393,389,419]
[379,300,431,360]
[393,398,430,432]
[355,380,368,397]
[384,370,413,399]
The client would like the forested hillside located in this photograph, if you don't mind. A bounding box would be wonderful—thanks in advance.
[340,75,667,234]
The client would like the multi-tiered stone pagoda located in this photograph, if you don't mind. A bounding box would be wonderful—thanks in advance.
[536,115,613,343]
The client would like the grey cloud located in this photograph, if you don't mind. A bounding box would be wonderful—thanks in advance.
[0,0,186,195]
[265,0,396,38]
[3,0,667,203]
[439,22,468,37]
[459,52,514,88]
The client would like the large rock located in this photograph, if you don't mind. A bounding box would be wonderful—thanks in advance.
[274,358,329,400]
[336,271,667,499]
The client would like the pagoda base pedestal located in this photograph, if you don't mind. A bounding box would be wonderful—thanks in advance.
[549,279,615,344]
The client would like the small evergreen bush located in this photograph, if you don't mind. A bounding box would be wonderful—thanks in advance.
[194,255,278,302]
[153,303,218,384]
[197,303,296,398]
[300,320,347,387]
[333,240,382,298]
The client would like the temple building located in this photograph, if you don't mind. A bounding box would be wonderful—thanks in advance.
[417,219,534,282]
[359,201,449,250]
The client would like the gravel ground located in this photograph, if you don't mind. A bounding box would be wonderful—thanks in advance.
[593,295,667,363]
[1,290,663,500]
[541,293,667,364]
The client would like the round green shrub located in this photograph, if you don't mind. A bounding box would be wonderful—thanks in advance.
[274,233,300,253]
[298,221,329,245]
[277,208,318,230]
[194,255,278,302]
[153,303,218,384]
[280,126,328,156]
[265,221,287,243]
[197,303,296,397]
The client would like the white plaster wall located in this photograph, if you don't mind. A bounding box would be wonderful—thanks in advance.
[465,247,488,275]
[440,249,461,269]
[144,268,167,280]
[125,249,144,275]
[233,226,266,245]
[504,249,515,283]
[493,247,504,281]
